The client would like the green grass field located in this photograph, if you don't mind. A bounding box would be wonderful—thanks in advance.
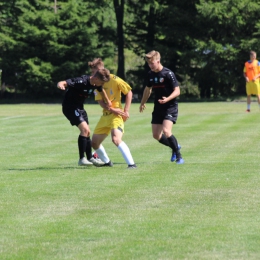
[1,102,260,260]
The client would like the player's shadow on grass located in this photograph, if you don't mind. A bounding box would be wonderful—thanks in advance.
[7,162,131,171]
[8,166,91,171]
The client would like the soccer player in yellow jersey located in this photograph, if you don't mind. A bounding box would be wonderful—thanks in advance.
[89,58,137,169]
[243,50,260,112]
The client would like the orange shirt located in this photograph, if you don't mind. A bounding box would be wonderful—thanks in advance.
[244,60,260,81]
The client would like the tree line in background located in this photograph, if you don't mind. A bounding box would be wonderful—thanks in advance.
[0,0,260,101]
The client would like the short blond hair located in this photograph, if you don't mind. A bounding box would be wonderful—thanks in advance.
[88,58,104,69]
[94,68,110,82]
[145,50,161,62]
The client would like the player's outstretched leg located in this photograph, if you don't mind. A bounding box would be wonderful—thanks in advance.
[117,141,137,169]
[95,144,113,167]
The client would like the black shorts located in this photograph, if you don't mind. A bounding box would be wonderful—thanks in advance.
[151,106,178,124]
[62,106,89,126]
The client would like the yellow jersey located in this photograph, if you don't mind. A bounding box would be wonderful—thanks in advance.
[94,74,132,112]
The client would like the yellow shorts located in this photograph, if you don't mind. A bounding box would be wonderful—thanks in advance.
[93,112,124,135]
[246,81,260,95]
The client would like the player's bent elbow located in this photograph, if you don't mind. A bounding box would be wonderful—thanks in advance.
[176,87,181,96]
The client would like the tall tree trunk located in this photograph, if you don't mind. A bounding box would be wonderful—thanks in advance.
[113,0,125,79]
[146,5,155,52]
[143,5,155,89]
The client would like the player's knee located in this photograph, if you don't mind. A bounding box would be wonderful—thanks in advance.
[112,136,121,146]
[152,133,160,140]
[80,128,90,137]
[163,130,171,137]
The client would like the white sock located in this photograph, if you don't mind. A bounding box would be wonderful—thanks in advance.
[247,104,250,110]
[117,141,135,165]
[95,144,110,163]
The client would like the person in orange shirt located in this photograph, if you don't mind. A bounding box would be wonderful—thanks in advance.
[243,50,260,112]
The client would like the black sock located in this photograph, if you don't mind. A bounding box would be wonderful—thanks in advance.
[167,135,181,158]
[85,137,92,160]
[158,134,170,147]
[78,135,87,159]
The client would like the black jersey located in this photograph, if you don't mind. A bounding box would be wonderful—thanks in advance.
[62,75,96,106]
[146,67,179,107]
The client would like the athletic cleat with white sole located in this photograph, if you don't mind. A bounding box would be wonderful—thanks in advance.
[89,157,105,167]
[78,157,93,166]
[176,158,184,164]
[171,144,181,162]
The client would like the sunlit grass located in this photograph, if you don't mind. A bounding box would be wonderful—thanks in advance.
[0,102,260,260]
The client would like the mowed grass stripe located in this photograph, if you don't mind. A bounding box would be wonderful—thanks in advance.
[1,102,260,260]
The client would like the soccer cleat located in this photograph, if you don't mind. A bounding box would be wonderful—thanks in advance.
[176,158,184,164]
[246,109,250,112]
[78,157,93,166]
[171,144,181,162]
[89,157,105,167]
[127,164,137,169]
[100,160,113,167]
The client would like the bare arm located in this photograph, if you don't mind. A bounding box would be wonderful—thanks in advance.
[95,86,111,108]
[243,72,249,82]
[124,90,132,112]
[120,90,133,121]
[158,86,180,104]
[139,86,152,112]
[97,100,125,116]
[100,88,112,107]
[97,91,132,121]
[97,100,107,110]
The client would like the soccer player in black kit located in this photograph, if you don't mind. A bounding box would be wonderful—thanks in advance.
[139,50,184,164]
[57,69,112,167]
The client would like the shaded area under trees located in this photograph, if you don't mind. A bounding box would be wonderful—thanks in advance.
[1,0,260,101]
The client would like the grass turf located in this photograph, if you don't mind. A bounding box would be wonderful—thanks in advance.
[0,102,260,259]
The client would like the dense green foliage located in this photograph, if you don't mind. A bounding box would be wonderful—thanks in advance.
[0,0,260,99]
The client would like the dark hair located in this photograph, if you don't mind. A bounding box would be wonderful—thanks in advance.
[94,68,110,82]
[88,58,104,69]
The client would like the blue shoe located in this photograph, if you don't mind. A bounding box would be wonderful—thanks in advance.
[176,158,184,164]
[171,144,181,162]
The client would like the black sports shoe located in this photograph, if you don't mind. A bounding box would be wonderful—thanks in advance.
[171,144,181,162]
[127,164,137,169]
[101,160,113,167]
